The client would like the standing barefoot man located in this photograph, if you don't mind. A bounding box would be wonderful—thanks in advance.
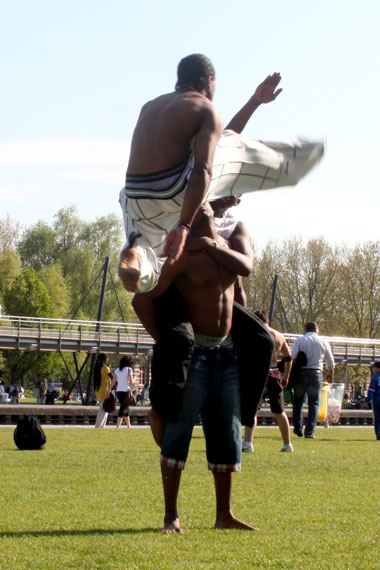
[133,204,258,533]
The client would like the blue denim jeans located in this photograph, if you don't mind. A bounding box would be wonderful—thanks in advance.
[372,398,380,439]
[293,369,323,436]
[160,346,241,472]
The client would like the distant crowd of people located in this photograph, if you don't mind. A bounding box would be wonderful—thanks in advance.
[0,380,25,404]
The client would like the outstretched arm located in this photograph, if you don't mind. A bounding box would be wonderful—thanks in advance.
[225,73,282,134]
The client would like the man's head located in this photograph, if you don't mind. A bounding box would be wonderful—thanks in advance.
[305,321,319,334]
[210,195,241,218]
[176,54,216,99]
[373,361,380,372]
[254,310,270,326]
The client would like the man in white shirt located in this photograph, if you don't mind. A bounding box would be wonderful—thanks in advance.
[291,321,335,438]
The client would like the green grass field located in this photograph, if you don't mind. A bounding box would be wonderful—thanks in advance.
[0,426,378,570]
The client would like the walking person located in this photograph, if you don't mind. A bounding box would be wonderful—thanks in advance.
[291,322,335,438]
[242,310,293,452]
[108,355,135,428]
[365,361,380,440]
[0,377,5,403]
[94,353,113,429]
[38,375,48,405]
[45,381,57,405]
[140,382,150,407]
[9,382,19,404]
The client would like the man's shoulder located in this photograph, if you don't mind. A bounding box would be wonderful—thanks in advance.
[320,336,333,349]
[147,91,221,136]
[231,220,251,242]
[270,327,285,343]
[305,332,322,343]
[151,90,214,113]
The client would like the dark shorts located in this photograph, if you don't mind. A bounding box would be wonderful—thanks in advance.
[266,369,284,414]
[160,346,241,472]
[116,391,130,417]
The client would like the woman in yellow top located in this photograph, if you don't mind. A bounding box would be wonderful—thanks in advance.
[94,353,113,428]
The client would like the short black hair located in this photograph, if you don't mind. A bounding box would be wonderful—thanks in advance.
[176,54,215,92]
[254,310,270,325]
[306,321,318,332]
[373,361,380,369]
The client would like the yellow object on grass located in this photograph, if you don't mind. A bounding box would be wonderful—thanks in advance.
[317,382,329,422]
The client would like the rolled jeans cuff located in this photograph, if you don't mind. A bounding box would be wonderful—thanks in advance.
[160,454,186,470]
[208,462,241,473]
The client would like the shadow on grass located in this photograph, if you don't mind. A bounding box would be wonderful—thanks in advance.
[0,527,159,538]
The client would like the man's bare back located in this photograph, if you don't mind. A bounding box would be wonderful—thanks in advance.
[128,90,222,174]
[119,80,223,291]
[269,327,288,367]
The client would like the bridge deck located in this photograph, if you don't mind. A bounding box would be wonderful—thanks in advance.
[1,315,380,363]
[0,315,154,355]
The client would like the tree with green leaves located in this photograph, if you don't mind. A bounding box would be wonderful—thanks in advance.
[16,206,137,323]
[337,242,380,338]
[4,268,55,318]
[38,263,71,319]
[2,269,60,385]
[244,237,339,335]
[18,221,58,270]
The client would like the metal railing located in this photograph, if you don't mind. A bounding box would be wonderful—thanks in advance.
[283,333,380,365]
[0,315,379,363]
[0,315,154,355]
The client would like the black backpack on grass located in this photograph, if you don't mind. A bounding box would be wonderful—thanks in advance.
[14,416,47,450]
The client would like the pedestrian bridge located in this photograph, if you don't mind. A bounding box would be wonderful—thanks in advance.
[0,315,154,356]
[0,315,379,364]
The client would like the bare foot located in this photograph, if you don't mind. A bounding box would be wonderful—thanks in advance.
[162,512,183,534]
[149,409,165,447]
[214,510,260,531]
[118,247,140,292]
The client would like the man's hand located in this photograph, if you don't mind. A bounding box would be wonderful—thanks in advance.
[281,377,289,388]
[225,72,282,134]
[254,73,282,104]
[163,226,188,264]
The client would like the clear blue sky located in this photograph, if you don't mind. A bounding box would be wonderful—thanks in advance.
[1,0,379,248]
